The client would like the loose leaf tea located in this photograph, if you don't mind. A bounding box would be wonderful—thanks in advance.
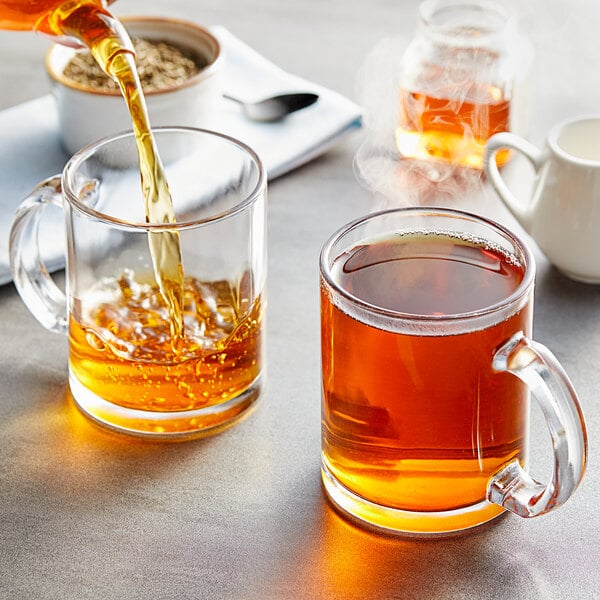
[63,37,205,91]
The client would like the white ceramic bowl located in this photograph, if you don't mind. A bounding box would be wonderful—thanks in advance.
[45,16,223,155]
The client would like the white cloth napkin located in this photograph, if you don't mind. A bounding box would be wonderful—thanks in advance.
[0,26,362,285]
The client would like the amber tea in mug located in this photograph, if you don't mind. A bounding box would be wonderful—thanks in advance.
[323,232,529,512]
[320,208,587,535]
[68,273,262,413]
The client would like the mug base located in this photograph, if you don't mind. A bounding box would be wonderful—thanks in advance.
[321,461,506,537]
[69,372,262,440]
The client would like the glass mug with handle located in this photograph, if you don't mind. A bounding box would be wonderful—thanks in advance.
[10,127,267,439]
[320,207,587,535]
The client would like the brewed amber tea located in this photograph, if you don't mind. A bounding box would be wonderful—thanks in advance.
[69,270,262,425]
[396,85,511,169]
[321,232,531,526]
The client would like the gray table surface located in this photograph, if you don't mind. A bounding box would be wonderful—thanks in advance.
[1,1,599,599]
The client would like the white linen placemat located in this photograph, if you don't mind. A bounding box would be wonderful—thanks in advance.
[0,26,362,285]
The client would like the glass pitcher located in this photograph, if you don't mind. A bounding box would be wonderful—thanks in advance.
[0,0,123,49]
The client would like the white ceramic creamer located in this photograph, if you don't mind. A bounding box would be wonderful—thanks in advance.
[484,115,600,283]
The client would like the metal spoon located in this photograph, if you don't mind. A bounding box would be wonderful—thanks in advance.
[223,92,319,122]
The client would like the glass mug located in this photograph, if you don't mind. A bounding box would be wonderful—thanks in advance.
[10,127,267,439]
[320,207,587,535]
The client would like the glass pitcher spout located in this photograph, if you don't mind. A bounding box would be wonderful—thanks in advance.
[0,0,119,48]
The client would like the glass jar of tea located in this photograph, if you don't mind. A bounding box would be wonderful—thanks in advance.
[396,0,532,170]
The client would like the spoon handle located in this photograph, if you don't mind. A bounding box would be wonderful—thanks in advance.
[222,93,242,104]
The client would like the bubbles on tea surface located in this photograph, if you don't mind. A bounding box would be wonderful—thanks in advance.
[331,230,525,322]
[339,229,523,277]
[389,229,524,270]
[79,269,251,363]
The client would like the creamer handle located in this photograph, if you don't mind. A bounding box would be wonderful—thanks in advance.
[484,133,544,231]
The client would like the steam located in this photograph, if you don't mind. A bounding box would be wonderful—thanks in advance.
[354,33,493,212]
[353,0,600,213]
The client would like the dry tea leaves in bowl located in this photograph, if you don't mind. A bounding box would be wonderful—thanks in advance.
[63,37,206,92]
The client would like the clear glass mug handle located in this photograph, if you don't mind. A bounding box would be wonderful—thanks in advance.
[488,332,587,517]
[9,175,68,335]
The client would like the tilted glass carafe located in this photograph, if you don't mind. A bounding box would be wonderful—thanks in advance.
[0,0,130,61]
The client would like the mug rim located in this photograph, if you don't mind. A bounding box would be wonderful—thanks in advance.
[548,113,600,166]
[61,126,266,230]
[320,206,535,327]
